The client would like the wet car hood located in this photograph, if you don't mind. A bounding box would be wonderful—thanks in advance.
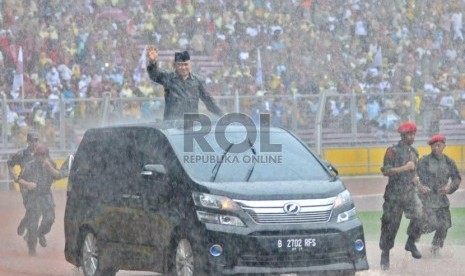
[196,179,346,200]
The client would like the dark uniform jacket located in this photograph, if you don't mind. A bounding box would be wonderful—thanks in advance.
[147,62,223,120]
[8,148,58,195]
[19,156,57,195]
[380,142,423,221]
[381,142,419,191]
[7,148,35,171]
[7,148,35,193]
[417,153,461,208]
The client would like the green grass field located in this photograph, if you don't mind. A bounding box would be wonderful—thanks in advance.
[358,208,465,246]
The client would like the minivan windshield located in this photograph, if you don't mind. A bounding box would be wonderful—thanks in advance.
[168,129,331,183]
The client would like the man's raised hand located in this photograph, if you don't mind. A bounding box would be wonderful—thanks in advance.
[147,46,159,63]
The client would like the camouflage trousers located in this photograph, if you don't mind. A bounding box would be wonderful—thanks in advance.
[22,190,56,251]
[379,185,424,251]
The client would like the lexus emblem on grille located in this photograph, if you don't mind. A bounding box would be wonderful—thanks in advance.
[283,202,301,215]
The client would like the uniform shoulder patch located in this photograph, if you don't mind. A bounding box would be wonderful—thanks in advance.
[385,147,396,159]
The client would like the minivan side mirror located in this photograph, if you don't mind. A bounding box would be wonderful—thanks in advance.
[322,160,339,176]
[141,164,167,176]
[68,154,74,172]
[328,164,339,176]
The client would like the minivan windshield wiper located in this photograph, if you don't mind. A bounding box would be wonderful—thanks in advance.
[244,139,257,182]
[210,142,234,182]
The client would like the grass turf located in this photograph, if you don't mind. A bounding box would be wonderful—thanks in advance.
[358,207,465,246]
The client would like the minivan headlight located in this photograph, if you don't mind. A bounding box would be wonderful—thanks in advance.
[192,192,241,211]
[196,211,245,227]
[333,190,353,209]
[336,207,357,223]
[333,190,357,223]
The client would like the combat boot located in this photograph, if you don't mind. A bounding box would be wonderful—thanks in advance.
[28,247,37,256]
[380,250,389,270]
[39,235,47,247]
[405,236,422,259]
[17,220,26,236]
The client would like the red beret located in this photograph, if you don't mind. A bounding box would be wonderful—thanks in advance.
[397,122,417,134]
[428,134,446,145]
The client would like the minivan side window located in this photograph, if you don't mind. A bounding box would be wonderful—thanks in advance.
[70,130,110,196]
[135,129,164,167]
[104,128,140,195]
[134,129,179,174]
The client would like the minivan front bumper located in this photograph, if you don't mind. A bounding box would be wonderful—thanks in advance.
[197,218,368,274]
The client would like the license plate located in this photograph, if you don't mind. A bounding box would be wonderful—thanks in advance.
[276,238,317,251]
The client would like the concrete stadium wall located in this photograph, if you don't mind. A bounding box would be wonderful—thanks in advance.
[323,144,465,176]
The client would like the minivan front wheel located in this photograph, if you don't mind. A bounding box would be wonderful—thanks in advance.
[170,237,212,276]
[173,238,195,276]
[81,231,116,276]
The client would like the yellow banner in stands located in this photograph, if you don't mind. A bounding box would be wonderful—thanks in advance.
[12,159,68,190]
[322,145,464,176]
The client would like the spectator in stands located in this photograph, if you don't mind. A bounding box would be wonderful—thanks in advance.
[57,62,73,85]
[11,115,29,147]
[451,10,464,41]
[62,82,76,117]
[460,94,465,123]
[119,81,134,98]
[6,103,19,140]
[271,97,285,127]
[3,0,465,141]
[366,96,381,121]
[47,86,60,120]
[440,92,460,121]
[146,47,223,120]
[44,64,61,90]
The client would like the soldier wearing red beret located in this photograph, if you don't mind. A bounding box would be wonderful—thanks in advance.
[427,133,446,145]
[396,121,417,134]
[379,122,425,270]
[417,134,462,256]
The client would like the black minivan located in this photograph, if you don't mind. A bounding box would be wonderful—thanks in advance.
[64,121,368,276]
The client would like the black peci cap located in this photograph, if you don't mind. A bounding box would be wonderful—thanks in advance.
[174,51,190,62]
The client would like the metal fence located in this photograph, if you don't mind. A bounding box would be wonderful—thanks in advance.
[1,90,464,188]
[3,89,465,150]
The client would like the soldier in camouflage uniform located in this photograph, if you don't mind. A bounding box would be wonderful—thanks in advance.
[9,143,67,256]
[7,132,40,238]
[417,134,462,256]
[379,122,425,270]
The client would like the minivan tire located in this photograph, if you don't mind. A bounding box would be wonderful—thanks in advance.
[81,231,117,276]
[169,237,209,276]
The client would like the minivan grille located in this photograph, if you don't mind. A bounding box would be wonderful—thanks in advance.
[245,209,332,224]
[235,198,335,225]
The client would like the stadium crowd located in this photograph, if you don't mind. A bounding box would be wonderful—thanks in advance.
[1,0,465,147]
